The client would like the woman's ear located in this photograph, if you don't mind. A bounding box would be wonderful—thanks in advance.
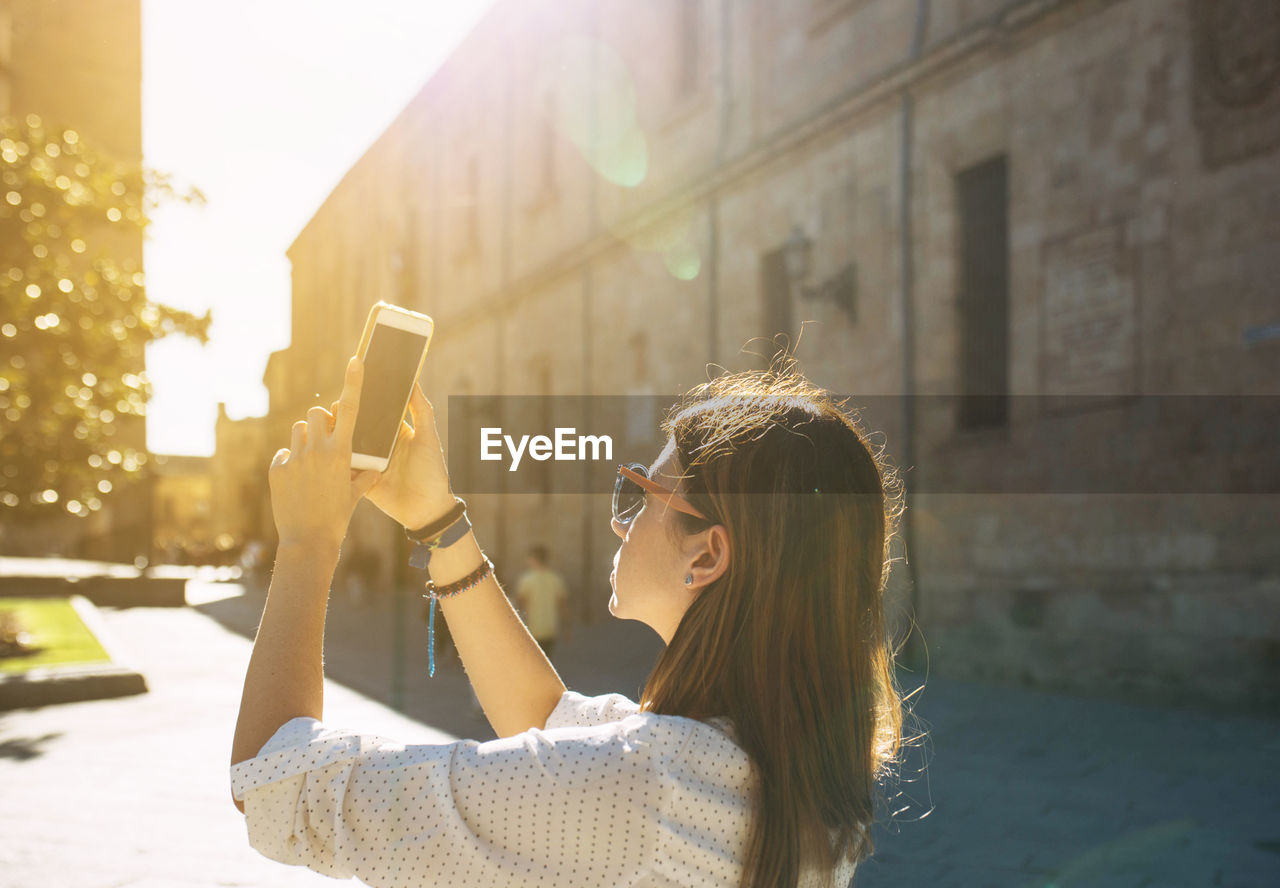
[687,524,731,588]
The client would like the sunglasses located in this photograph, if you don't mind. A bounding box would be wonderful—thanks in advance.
[613,463,709,525]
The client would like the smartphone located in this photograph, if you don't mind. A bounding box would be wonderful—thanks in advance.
[350,302,434,472]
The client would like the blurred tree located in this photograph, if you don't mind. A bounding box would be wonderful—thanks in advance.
[0,114,211,521]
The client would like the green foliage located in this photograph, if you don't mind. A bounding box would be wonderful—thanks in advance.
[0,114,211,520]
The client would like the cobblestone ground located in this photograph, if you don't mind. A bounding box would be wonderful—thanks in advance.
[1,575,1277,886]
[853,676,1280,887]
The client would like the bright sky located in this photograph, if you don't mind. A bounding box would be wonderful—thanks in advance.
[142,0,496,457]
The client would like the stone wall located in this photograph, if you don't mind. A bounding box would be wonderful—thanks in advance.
[267,0,1280,710]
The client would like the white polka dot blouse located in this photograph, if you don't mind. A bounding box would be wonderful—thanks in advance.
[230,689,858,887]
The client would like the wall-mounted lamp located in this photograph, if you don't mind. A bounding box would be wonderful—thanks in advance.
[783,225,857,322]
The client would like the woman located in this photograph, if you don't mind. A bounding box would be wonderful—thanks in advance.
[231,353,907,887]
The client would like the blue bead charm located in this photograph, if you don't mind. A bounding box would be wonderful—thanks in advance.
[420,555,493,679]
[427,597,438,677]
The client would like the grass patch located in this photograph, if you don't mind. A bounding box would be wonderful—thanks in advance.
[0,597,112,674]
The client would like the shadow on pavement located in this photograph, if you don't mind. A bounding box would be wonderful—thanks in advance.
[193,580,666,743]
[0,730,64,761]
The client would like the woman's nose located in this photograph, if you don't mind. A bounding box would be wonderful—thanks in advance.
[610,515,627,539]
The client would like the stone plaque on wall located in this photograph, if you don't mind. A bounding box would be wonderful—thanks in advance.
[1039,224,1138,408]
[1191,0,1280,167]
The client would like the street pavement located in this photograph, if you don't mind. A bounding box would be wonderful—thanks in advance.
[1,573,1278,887]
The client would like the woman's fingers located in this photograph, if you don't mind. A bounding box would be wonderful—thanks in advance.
[307,405,332,444]
[267,362,369,547]
[334,357,363,441]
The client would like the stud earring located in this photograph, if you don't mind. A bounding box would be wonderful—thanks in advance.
[684,574,693,585]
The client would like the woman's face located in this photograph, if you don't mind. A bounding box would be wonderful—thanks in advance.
[608,437,706,644]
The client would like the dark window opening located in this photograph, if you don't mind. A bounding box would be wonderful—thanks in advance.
[455,156,481,264]
[466,157,480,251]
[450,379,474,493]
[760,246,794,366]
[675,0,701,98]
[541,96,557,194]
[527,94,558,213]
[956,155,1010,430]
[629,331,649,383]
[536,360,552,502]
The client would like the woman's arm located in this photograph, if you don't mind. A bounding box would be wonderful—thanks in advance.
[230,541,337,813]
[230,357,377,812]
[430,533,566,738]
[365,385,566,739]
[230,705,676,884]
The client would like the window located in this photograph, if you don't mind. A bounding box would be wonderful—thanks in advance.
[401,211,420,306]
[450,377,474,493]
[466,157,480,254]
[629,330,649,383]
[0,6,11,115]
[535,358,552,502]
[527,95,558,213]
[542,97,557,193]
[454,156,481,264]
[956,155,1010,430]
[674,0,701,99]
[760,246,794,363]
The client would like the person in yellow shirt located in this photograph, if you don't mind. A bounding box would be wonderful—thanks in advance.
[515,545,569,659]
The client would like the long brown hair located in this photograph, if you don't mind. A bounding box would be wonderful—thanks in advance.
[638,359,908,887]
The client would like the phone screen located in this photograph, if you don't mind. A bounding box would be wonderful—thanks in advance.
[352,323,428,459]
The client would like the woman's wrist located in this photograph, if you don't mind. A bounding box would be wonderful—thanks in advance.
[404,492,460,532]
[272,538,342,577]
[426,530,485,587]
[275,537,342,559]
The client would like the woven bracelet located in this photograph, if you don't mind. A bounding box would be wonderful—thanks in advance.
[423,555,493,601]
[422,555,494,677]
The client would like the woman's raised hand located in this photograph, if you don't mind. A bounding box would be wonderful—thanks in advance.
[269,356,379,549]
[360,382,457,530]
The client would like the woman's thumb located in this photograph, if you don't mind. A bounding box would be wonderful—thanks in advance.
[407,383,431,424]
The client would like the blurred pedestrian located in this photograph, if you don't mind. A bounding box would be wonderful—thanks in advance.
[344,542,378,606]
[515,545,569,659]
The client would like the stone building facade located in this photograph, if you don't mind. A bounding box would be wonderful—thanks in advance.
[264,0,1280,711]
[210,403,269,554]
[150,454,212,563]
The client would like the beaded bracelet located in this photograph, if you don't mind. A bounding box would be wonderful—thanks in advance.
[421,555,494,677]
